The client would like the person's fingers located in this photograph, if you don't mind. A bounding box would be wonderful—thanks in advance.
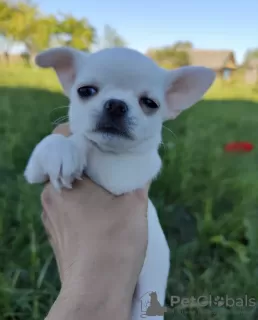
[42,210,64,282]
[41,211,58,261]
[133,182,150,201]
[52,123,71,137]
[41,185,64,242]
[41,183,55,212]
[41,209,59,254]
[41,211,52,240]
[43,177,111,210]
[41,182,73,212]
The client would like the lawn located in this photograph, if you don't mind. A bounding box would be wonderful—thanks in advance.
[1,65,258,320]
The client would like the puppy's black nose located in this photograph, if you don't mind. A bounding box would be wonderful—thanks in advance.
[104,99,128,117]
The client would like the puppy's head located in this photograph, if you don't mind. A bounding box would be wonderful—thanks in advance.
[36,47,215,153]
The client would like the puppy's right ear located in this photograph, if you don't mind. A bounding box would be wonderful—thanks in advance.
[35,47,86,96]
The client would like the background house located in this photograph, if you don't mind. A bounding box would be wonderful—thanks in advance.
[188,49,237,79]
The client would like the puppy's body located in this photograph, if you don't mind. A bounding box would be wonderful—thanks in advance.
[24,47,215,319]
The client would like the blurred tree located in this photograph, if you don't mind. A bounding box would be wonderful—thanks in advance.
[0,1,13,29]
[97,24,127,49]
[55,14,95,51]
[0,0,95,63]
[0,1,16,44]
[0,1,57,62]
[0,1,14,51]
[173,41,193,51]
[146,45,190,69]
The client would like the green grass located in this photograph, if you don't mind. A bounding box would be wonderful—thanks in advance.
[1,65,258,320]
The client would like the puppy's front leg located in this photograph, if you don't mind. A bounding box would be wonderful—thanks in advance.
[132,200,170,320]
[24,133,88,190]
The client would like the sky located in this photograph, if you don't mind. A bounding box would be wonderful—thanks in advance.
[7,0,258,64]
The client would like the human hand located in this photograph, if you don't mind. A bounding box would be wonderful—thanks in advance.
[41,123,149,320]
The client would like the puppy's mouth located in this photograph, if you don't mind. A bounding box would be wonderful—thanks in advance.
[94,121,133,140]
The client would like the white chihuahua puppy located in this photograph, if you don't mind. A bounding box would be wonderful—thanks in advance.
[24,46,215,319]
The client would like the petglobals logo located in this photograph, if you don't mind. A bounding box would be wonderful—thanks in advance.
[170,295,257,309]
[212,295,256,308]
[140,291,167,318]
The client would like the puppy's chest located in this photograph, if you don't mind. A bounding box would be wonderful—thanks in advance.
[84,144,162,196]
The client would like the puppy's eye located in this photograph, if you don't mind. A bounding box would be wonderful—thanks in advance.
[139,97,159,109]
[77,86,98,98]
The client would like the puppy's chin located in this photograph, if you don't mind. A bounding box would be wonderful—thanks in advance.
[87,130,162,155]
[87,131,136,153]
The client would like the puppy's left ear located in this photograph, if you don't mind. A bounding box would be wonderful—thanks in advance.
[35,47,86,97]
[163,66,215,120]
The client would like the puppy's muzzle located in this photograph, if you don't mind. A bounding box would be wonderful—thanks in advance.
[104,99,128,117]
[94,99,133,139]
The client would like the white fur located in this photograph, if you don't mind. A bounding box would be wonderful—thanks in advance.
[24,46,215,319]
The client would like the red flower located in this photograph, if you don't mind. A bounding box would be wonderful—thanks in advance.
[224,142,254,153]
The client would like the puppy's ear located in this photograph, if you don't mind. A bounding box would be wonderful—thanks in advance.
[163,66,215,120]
[35,47,86,96]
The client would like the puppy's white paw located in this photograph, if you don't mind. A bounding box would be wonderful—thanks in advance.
[24,134,86,190]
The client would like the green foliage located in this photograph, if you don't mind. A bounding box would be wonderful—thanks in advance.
[0,0,95,55]
[172,41,193,51]
[0,1,13,33]
[0,2,53,54]
[1,66,258,319]
[147,43,190,69]
[55,14,95,50]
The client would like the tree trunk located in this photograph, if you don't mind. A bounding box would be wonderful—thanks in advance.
[29,52,36,66]
[25,43,37,67]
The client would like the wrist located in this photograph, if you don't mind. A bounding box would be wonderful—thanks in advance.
[60,257,137,307]
[58,281,131,320]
